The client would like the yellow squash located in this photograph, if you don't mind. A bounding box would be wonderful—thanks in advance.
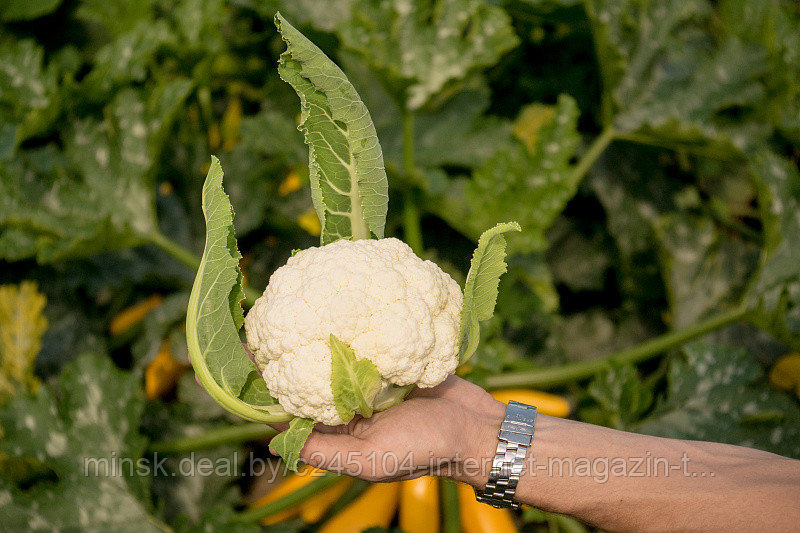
[109,294,163,335]
[491,389,571,418]
[299,476,355,523]
[399,476,440,533]
[144,341,186,400]
[770,353,800,398]
[457,482,517,533]
[249,465,326,526]
[318,482,400,533]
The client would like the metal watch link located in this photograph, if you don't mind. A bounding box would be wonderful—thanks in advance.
[474,400,537,509]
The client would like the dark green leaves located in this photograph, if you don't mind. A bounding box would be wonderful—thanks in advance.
[654,214,759,329]
[275,13,389,244]
[0,353,166,531]
[460,222,521,363]
[270,418,316,471]
[0,81,191,263]
[465,96,581,253]
[637,342,800,459]
[0,0,61,20]
[0,39,65,156]
[338,0,519,110]
[330,333,382,423]
[186,158,287,423]
[586,0,769,155]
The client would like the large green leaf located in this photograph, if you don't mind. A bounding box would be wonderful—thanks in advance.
[637,342,800,459]
[0,0,61,20]
[653,214,759,329]
[275,13,389,244]
[745,150,800,350]
[186,158,288,423]
[460,222,521,363]
[330,333,382,423]
[0,39,66,156]
[341,55,512,172]
[338,0,519,110]
[588,145,682,309]
[717,0,800,143]
[0,353,167,531]
[456,95,581,253]
[79,21,174,102]
[0,81,191,263]
[585,0,770,156]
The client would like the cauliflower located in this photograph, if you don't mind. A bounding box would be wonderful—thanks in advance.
[244,237,463,425]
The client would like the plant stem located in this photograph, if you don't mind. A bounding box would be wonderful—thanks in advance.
[403,190,424,254]
[440,478,461,533]
[148,423,277,454]
[568,126,616,184]
[147,230,201,271]
[402,110,424,253]
[485,305,748,389]
[231,473,342,523]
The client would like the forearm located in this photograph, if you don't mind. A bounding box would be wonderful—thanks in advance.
[453,405,800,532]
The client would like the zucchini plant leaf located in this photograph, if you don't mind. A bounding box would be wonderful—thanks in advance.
[0,281,47,402]
[653,214,759,329]
[330,333,382,423]
[586,0,769,156]
[636,342,800,459]
[0,80,191,263]
[459,222,521,363]
[429,95,579,254]
[465,95,580,253]
[0,38,70,157]
[745,149,800,351]
[275,13,388,244]
[584,364,653,430]
[338,0,519,110]
[586,0,768,156]
[0,0,62,21]
[186,157,288,423]
[0,353,166,531]
[270,417,316,471]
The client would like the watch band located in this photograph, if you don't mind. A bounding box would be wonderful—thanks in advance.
[474,400,537,509]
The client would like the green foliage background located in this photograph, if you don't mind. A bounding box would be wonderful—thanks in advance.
[1,0,800,530]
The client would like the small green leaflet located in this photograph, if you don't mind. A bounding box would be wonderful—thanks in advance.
[186,157,289,423]
[330,333,382,423]
[270,418,316,471]
[459,222,521,363]
[275,13,388,245]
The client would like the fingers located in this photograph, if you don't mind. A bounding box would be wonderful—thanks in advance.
[299,431,381,479]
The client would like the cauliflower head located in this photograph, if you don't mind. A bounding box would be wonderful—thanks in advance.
[244,238,463,425]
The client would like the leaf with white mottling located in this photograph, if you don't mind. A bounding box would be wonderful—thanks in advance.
[338,0,519,110]
[0,353,167,531]
[637,342,800,459]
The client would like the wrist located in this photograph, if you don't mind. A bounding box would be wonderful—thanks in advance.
[449,400,505,487]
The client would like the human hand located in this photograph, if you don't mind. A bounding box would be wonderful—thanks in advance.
[271,375,505,483]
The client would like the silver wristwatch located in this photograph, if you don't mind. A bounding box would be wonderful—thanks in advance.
[474,400,537,509]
